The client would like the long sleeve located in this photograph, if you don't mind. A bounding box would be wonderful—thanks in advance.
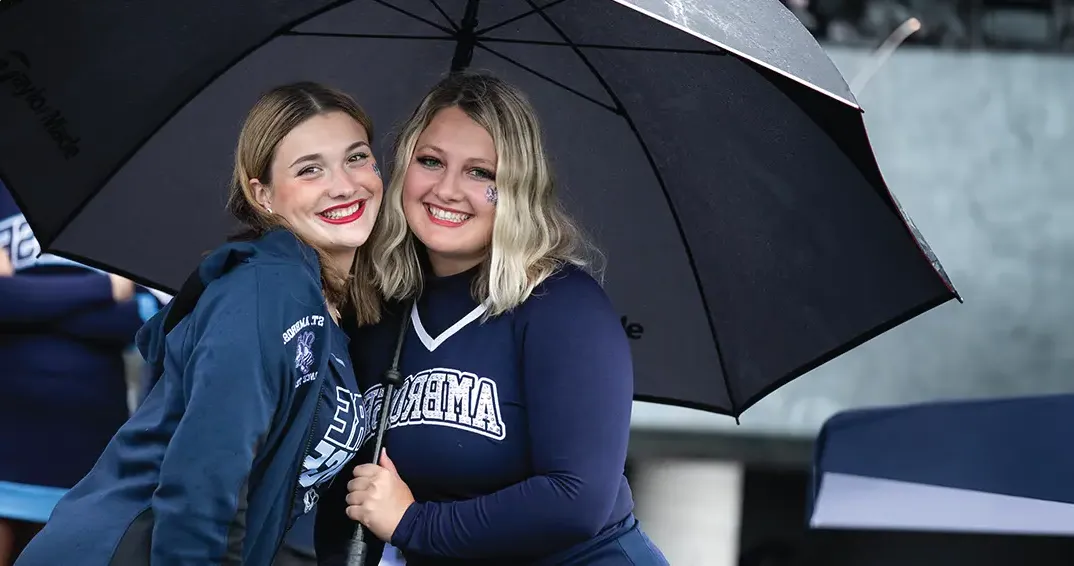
[150,272,288,565]
[0,272,114,326]
[49,297,148,345]
[389,272,634,559]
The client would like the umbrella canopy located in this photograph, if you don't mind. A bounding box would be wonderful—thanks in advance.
[810,394,1074,536]
[0,0,957,416]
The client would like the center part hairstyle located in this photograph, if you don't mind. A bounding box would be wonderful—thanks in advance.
[226,81,383,325]
[371,70,597,316]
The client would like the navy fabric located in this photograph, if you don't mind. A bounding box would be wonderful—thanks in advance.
[0,180,157,489]
[15,230,367,566]
[812,394,1074,512]
[548,516,669,566]
[318,265,645,565]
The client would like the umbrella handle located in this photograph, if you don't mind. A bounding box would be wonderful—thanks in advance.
[344,302,411,565]
[345,381,401,564]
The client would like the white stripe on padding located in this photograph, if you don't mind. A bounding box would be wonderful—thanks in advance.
[810,472,1074,536]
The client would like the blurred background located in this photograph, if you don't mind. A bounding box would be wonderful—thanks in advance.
[3,0,1073,565]
[625,0,1074,565]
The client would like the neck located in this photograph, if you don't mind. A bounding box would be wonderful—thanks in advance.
[428,252,484,278]
[327,249,356,278]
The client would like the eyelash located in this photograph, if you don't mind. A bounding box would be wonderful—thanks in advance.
[416,155,495,181]
[298,152,370,176]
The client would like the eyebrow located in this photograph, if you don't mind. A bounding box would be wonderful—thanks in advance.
[416,143,495,167]
[289,140,371,168]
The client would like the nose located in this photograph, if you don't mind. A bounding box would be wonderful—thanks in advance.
[327,165,360,200]
[430,171,464,203]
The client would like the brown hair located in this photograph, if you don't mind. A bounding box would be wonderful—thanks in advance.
[226,81,382,325]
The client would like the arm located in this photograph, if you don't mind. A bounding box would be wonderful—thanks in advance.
[0,272,115,326]
[150,271,302,564]
[49,291,161,344]
[390,273,634,558]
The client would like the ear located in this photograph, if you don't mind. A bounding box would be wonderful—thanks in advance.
[250,178,272,212]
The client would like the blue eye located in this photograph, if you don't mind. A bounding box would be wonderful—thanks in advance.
[470,168,495,181]
[417,156,442,168]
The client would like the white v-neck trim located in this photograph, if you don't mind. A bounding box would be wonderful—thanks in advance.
[411,302,488,352]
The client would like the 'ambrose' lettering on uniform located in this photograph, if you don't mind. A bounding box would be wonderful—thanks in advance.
[363,368,506,442]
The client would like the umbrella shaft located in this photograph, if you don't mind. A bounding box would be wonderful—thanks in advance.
[450,0,481,71]
[371,383,396,459]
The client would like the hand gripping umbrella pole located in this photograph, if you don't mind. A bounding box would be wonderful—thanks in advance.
[346,302,411,566]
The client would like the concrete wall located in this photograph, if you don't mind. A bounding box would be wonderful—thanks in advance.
[631,46,1074,440]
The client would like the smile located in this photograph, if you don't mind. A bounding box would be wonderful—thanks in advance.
[425,204,472,227]
[319,200,366,224]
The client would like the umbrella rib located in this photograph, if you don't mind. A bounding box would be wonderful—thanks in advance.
[370,0,455,35]
[473,43,619,115]
[522,0,740,416]
[475,0,572,35]
[284,31,454,41]
[426,0,460,31]
[478,37,726,55]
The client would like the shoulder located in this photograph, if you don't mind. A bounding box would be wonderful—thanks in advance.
[517,264,617,330]
[523,264,612,314]
[203,261,322,308]
[193,262,327,346]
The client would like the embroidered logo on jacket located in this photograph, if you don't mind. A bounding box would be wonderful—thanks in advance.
[284,314,324,388]
[294,331,315,374]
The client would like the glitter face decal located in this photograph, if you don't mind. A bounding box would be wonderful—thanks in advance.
[485,185,498,205]
[372,162,382,179]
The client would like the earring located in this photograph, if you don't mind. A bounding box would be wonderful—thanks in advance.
[266,206,274,214]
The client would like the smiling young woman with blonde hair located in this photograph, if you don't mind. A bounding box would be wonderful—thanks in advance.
[317,71,669,566]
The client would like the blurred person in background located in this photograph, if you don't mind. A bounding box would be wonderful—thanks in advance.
[0,181,162,565]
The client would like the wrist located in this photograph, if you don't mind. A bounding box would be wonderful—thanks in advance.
[389,501,421,548]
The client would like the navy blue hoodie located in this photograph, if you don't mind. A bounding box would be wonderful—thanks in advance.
[15,229,369,566]
[0,181,158,489]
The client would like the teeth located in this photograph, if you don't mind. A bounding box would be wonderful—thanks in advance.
[428,205,471,224]
[321,202,361,219]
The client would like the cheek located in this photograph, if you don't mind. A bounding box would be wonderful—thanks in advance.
[401,168,431,203]
[271,181,308,213]
[469,188,498,218]
[352,167,384,199]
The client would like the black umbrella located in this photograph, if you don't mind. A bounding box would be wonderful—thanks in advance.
[0,0,958,417]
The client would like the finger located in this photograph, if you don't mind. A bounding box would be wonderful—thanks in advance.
[353,463,384,478]
[347,477,374,493]
[346,490,370,507]
[345,504,365,522]
[379,449,398,474]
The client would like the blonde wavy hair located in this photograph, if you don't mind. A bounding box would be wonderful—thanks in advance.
[370,71,596,316]
[226,81,382,325]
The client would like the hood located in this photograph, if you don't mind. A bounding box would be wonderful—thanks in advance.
[135,229,320,370]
